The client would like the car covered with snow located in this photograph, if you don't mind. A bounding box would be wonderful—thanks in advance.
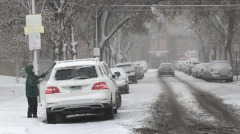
[133,62,144,79]
[203,60,233,82]
[187,61,200,75]
[196,63,209,79]
[111,68,129,94]
[45,58,120,123]
[136,61,148,73]
[158,63,175,77]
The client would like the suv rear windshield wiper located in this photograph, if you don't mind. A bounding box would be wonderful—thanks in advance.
[73,76,89,80]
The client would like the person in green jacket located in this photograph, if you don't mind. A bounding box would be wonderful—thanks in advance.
[25,64,47,118]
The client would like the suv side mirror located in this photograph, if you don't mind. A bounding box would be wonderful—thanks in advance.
[114,72,121,77]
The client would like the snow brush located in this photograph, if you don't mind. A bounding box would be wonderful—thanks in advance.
[45,62,56,75]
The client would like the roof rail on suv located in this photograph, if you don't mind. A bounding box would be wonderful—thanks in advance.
[55,58,100,64]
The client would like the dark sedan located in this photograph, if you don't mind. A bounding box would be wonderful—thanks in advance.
[158,63,175,77]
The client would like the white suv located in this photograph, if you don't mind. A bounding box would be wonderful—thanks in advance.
[45,58,119,123]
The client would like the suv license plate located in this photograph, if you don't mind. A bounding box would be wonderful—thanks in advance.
[70,86,82,91]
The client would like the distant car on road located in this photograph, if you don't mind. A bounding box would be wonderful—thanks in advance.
[158,63,175,77]
[203,60,233,82]
[111,68,130,94]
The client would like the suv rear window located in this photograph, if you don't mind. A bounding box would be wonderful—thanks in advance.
[55,66,98,80]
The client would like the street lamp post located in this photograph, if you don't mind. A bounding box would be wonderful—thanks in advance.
[95,9,98,48]
[93,7,100,58]
[31,0,38,76]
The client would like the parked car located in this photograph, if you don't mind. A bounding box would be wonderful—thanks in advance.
[182,60,191,74]
[115,62,138,83]
[136,61,148,73]
[192,64,199,78]
[203,60,233,82]
[187,61,201,75]
[45,58,120,124]
[158,63,175,77]
[111,68,130,94]
[133,62,144,79]
[175,61,185,71]
[197,63,209,79]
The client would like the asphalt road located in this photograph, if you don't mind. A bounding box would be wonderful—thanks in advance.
[135,74,240,134]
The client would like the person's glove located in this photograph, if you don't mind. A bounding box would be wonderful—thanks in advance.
[42,72,47,78]
[39,78,44,82]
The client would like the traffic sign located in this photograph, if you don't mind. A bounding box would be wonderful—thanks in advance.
[26,14,42,26]
[24,14,44,34]
[24,26,44,34]
[29,33,41,50]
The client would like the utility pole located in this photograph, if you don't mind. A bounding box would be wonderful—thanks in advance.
[32,0,38,77]
[93,8,100,58]
[95,10,98,48]
[32,0,41,104]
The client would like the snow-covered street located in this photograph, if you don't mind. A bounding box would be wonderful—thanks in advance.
[0,70,161,134]
[2,70,240,134]
[136,70,240,134]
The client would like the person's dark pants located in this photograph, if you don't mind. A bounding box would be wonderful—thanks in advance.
[27,97,38,118]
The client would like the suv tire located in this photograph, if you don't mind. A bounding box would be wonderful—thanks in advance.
[104,106,114,120]
[116,93,122,108]
[46,111,54,124]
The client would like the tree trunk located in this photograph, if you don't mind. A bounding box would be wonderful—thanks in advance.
[70,25,78,60]
[97,10,131,59]
[100,46,105,60]
[108,44,111,67]
[201,45,209,62]
[224,10,234,65]
[53,11,64,60]
[213,47,216,60]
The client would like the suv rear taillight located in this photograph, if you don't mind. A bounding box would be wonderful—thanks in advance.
[45,86,61,94]
[92,82,108,90]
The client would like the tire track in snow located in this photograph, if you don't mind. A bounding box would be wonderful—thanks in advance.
[162,77,218,125]
[134,74,192,134]
[157,77,192,134]
[174,75,240,133]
